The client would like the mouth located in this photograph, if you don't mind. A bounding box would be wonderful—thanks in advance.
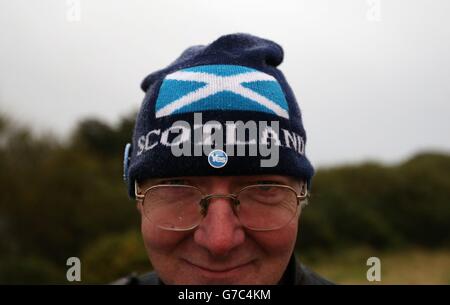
[182,259,255,277]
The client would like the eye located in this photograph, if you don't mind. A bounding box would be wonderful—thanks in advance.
[251,181,283,194]
[255,180,283,186]
[258,185,275,191]
[159,179,189,185]
[240,183,289,206]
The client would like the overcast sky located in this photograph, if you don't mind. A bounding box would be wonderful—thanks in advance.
[0,0,449,167]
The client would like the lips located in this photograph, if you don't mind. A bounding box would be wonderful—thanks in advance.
[183,259,254,273]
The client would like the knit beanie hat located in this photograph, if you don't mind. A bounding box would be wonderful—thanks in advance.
[123,33,314,198]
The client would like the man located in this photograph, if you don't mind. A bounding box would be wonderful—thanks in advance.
[119,33,332,285]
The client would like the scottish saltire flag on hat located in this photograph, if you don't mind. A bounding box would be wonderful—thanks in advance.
[125,33,315,198]
[154,65,290,119]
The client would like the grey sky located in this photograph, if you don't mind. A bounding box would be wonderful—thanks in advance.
[0,0,449,167]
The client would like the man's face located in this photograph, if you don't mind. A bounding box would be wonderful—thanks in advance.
[137,175,303,284]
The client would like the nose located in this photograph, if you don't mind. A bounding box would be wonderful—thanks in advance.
[193,194,245,258]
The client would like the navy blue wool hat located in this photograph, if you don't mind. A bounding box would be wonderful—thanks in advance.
[124,33,314,198]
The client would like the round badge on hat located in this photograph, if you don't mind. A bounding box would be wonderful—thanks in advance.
[208,149,228,168]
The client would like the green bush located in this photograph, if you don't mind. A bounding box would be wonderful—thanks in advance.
[81,230,151,284]
[1,111,449,283]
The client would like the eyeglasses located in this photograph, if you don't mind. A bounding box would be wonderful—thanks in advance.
[135,181,308,232]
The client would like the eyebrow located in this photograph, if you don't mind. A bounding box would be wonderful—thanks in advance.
[141,176,302,190]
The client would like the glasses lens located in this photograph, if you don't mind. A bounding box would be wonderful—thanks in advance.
[237,185,298,230]
[143,185,203,230]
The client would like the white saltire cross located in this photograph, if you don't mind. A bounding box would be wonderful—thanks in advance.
[155,71,289,119]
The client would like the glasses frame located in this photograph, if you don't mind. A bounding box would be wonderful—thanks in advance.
[135,181,309,232]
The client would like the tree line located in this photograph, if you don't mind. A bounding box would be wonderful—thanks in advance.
[0,112,449,283]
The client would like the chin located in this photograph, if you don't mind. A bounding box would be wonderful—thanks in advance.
[167,271,278,285]
[175,276,262,285]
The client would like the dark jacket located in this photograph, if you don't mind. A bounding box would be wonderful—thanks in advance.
[112,255,334,285]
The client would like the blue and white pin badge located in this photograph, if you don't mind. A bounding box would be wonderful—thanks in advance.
[123,143,132,182]
[208,149,228,168]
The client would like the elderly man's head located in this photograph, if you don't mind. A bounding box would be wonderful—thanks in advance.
[124,33,314,284]
[135,175,307,284]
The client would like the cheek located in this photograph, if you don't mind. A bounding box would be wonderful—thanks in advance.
[140,215,193,284]
[243,220,299,284]
[140,215,190,252]
[247,219,299,256]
